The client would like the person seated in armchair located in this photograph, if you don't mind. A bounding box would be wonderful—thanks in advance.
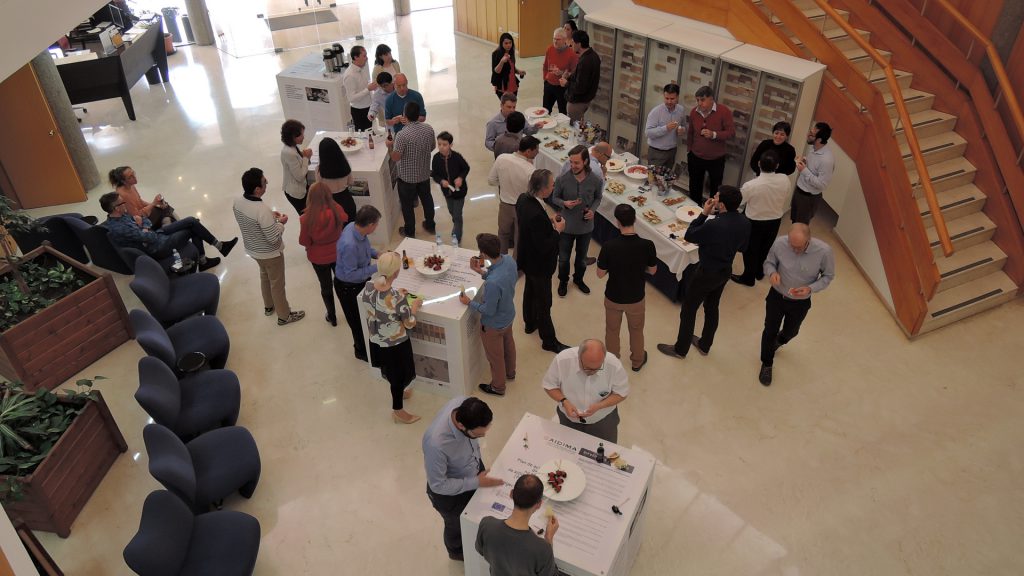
[100,192,237,271]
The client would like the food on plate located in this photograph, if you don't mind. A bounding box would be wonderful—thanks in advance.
[554,127,573,139]
[641,209,662,224]
[340,137,358,147]
[665,221,688,233]
[661,196,686,206]
[535,118,556,129]
[605,159,625,172]
[613,458,629,470]
[628,195,647,207]
[607,452,620,461]
[546,468,568,493]
[626,165,648,177]
[530,107,548,117]
[543,140,565,151]
[606,181,626,195]
[423,254,445,271]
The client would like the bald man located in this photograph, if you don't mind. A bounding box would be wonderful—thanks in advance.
[542,338,630,442]
[384,73,426,134]
[759,223,835,386]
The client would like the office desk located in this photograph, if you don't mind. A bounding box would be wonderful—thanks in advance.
[56,18,169,121]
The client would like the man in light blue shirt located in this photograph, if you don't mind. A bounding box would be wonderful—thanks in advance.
[460,233,517,396]
[422,396,502,562]
[791,121,835,224]
[644,83,686,170]
[335,205,380,362]
[484,92,540,151]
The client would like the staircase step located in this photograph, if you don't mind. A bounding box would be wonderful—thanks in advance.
[770,7,850,32]
[894,109,958,140]
[916,183,986,227]
[845,47,892,74]
[933,241,1008,292]
[925,211,996,257]
[900,132,968,171]
[908,157,977,196]
[791,26,870,53]
[866,67,914,94]
[883,87,935,116]
[920,271,1018,333]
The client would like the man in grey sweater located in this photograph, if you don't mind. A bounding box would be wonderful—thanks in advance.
[475,474,559,576]
[551,145,603,297]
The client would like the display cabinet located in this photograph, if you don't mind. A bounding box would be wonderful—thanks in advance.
[639,40,682,162]
[585,21,616,133]
[742,73,804,182]
[609,30,648,155]
[718,61,761,186]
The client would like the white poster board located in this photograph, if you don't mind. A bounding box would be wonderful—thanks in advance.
[276,53,351,133]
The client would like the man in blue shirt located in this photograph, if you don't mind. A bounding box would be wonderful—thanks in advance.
[384,73,426,134]
[459,233,517,396]
[100,192,236,271]
[644,83,686,170]
[422,396,502,562]
[335,205,381,362]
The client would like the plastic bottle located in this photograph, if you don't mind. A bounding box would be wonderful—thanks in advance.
[172,248,183,271]
[435,233,443,256]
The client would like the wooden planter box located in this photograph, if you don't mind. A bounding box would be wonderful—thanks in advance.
[2,391,127,537]
[0,246,131,392]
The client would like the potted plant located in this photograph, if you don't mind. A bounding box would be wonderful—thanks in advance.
[0,377,127,537]
[0,196,132,391]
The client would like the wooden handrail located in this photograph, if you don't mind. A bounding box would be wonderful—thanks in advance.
[806,0,954,256]
[931,0,1024,159]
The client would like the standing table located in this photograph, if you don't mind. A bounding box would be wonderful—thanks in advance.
[461,413,656,576]
[276,53,351,132]
[358,238,487,397]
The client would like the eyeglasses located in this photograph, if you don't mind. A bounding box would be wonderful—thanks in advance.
[115,202,126,208]
[579,360,605,375]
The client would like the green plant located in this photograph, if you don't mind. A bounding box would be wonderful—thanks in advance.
[0,376,105,501]
[0,260,85,333]
[0,195,42,296]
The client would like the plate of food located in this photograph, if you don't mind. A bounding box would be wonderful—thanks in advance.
[606,158,625,173]
[415,254,450,276]
[628,195,648,207]
[624,165,648,180]
[537,460,586,502]
[661,196,687,207]
[641,209,663,225]
[527,106,549,118]
[606,180,626,195]
[534,117,558,130]
[554,126,573,140]
[675,206,702,223]
[338,136,363,153]
[543,140,566,151]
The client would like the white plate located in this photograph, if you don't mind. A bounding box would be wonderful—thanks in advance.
[526,106,549,118]
[606,159,625,173]
[534,117,557,130]
[675,206,702,223]
[337,137,363,153]
[415,254,451,277]
[537,460,586,502]
[624,165,648,180]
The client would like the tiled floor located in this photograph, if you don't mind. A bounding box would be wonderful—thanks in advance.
[27,7,1024,576]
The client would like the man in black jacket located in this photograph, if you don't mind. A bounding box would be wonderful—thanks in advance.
[561,30,601,125]
[515,169,569,353]
[658,185,750,359]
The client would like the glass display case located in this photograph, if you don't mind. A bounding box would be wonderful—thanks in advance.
[609,31,648,155]
[678,52,719,161]
[717,62,761,187]
[586,22,616,135]
[639,40,683,163]
[740,73,804,183]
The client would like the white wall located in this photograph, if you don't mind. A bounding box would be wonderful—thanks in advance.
[831,142,896,311]
[0,0,106,83]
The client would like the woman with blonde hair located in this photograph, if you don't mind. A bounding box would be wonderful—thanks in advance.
[298,181,349,325]
[361,251,422,423]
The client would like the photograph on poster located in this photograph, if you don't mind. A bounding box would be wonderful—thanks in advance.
[306,87,330,103]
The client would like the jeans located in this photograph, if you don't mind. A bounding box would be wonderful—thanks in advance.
[674,265,731,355]
[311,262,343,321]
[761,289,812,366]
[397,179,435,236]
[523,273,558,347]
[335,277,369,358]
[686,151,726,204]
[154,216,217,259]
[558,232,591,283]
[543,82,567,115]
[738,218,781,283]
[444,195,465,241]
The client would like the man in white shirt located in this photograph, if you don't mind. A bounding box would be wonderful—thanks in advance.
[644,83,686,170]
[488,136,540,256]
[342,45,378,131]
[791,121,835,224]
[732,152,793,286]
[542,338,629,443]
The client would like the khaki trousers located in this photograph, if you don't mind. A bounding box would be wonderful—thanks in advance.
[256,254,291,320]
[497,201,517,256]
[604,297,646,369]
[480,323,516,392]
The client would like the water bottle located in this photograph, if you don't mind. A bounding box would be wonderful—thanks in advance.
[435,233,443,256]
[172,248,183,271]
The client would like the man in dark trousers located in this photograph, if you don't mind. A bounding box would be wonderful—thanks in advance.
[516,169,569,354]
[685,85,734,204]
[658,185,750,359]
[561,30,601,124]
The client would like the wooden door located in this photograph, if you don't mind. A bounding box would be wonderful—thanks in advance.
[0,64,85,209]
[516,0,559,57]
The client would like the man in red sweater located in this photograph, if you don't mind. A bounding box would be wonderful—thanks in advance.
[685,85,735,204]
[542,27,577,115]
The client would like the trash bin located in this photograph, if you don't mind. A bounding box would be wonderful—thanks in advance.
[161,7,182,43]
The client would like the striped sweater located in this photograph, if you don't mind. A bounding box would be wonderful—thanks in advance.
[232,196,285,259]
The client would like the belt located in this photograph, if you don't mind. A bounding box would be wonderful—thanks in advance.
[648,145,676,152]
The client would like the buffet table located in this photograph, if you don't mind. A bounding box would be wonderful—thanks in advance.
[461,413,656,576]
[358,238,486,397]
[307,131,400,246]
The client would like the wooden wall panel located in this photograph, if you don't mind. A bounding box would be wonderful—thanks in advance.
[906,0,1003,66]
[507,0,520,41]
[486,0,497,43]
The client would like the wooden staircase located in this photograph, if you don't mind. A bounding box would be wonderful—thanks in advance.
[763,0,1018,333]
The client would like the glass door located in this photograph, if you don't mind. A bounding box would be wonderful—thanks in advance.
[586,22,616,134]
[609,31,647,155]
[640,40,683,163]
[741,73,803,183]
[717,62,761,187]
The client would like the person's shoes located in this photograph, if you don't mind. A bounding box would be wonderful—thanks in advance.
[198,257,220,271]
[398,227,412,238]
[423,221,436,233]
[264,306,275,317]
[325,314,337,326]
[755,273,765,281]
[392,411,421,424]
[277,310,306,326]
[691,335,709,356]
[448,551,464,562]
[573,279,591,294]
[657,343,685,359]
[218,237,238,257]
[759,364,773,386]
[730,274,754,287]
[524,324,536,335]
[355,350,368,362]
[82,215,99,225]
[478,383,506,397]
[557,282,568,298]
[632,351,649,372]
[585,256,597,266]
[542,341,570,354]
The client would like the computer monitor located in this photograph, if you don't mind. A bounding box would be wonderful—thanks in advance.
[109,4,124,30]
